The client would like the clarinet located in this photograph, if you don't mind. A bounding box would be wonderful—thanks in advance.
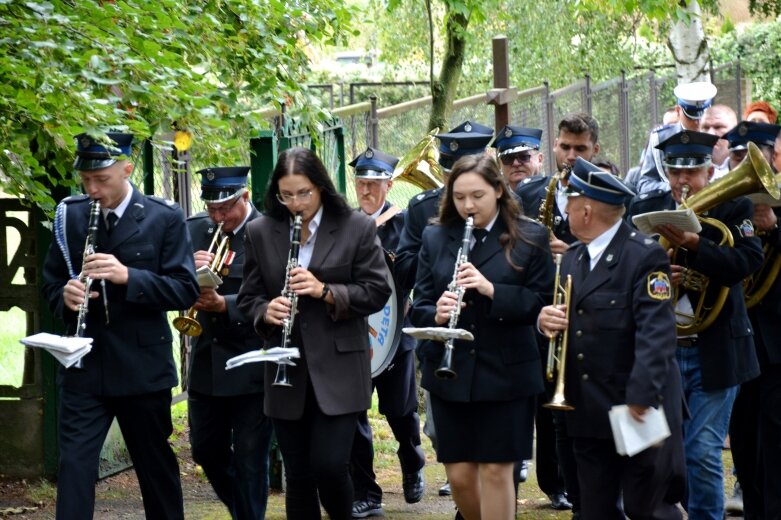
[435,215,474,379]
[73,200,102,368]
[273,212,303,387]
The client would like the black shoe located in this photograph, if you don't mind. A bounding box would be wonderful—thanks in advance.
[352,500,384,518]
[402,469,425,503]
[549,492,573,510]
[518,460,529,483]
[439,481,452,496]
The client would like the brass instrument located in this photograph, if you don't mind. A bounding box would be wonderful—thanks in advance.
[392,130,444,191]
[73,199,108,368]
[744,172,781,309]
[661,142,779,335]
[173,222,231,337]
[273,212,304,387]
[543,254,574,411]
[538,165,572,234]
[435,215,475,379]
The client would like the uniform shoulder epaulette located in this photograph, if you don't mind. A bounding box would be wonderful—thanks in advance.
[61,194,89,204]
[409,188,441,206]
[186,211,209,221]
[519,214,543,226]
[635,188,668,201]
[146,195,181,210]
[627,229,660,248]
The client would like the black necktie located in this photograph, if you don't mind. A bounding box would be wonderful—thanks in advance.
[106,212,118,235]
[471,228,488,257]
[579,248,591,280]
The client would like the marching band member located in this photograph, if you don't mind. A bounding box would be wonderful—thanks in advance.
[395,120,493,498]
[627,130,762,520]
[410,152,554,520]
[186,167,272,519]
[42,132,199,519]
[699,105,738,179]
[236,147,391,520]
[347,148,425,518]
[492,125,544,190]
[539,157,685,520]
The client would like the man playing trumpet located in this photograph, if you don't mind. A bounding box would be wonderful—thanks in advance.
[539,158,685,520]
[186,167,273,520]
[627,130,763,520]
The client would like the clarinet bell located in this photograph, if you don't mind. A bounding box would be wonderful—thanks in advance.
[434,344,457,380]
[272,364,293,387]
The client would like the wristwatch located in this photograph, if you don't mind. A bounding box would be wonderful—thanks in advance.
[320,283,330,300]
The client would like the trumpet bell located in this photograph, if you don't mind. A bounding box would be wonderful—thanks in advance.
[173,315,202,337]
[392,130,444,191]
[543,392,574,411]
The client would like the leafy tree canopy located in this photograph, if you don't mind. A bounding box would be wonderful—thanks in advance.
[0,0,356,213]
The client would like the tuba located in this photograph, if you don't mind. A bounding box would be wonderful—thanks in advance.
[543,254,574,411]
[661,142,779,335]
[744,172,781,309]
[392,130,444,191]
[173,222,232,336]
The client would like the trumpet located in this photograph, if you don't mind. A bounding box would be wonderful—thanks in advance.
[73,199,108,368]
[543,253,574,411]
[272,212,304,387]
[173,222,231,337]
[435,215,475,379]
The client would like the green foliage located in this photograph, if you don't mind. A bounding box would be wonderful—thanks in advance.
[0,0,356,214]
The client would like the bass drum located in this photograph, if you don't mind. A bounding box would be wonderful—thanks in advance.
[368,269,404,377]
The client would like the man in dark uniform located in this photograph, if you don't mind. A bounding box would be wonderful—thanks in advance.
[42,132,199,519]
[186,167,273,520]
[492,125,544,190]
[627,130,762,520]
[539,157,685,520]
[720,121,781,519]
[515,112,602,516]
[348,148,426,519]
[395,120,493,500]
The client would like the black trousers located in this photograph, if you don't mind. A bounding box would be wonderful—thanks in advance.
[729,376,762,520]
[572,437,682,520]
[188,391,273,520]
[273,383,359,520]
[56,389,183,520]
[534,397,567,495]
[759,363,781,519]
[351,348,425,502]
[553,411,581,512]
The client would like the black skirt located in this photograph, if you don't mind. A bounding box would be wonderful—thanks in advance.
[430,393,536,463]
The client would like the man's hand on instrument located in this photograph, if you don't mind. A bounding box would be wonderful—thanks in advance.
[628,404,650,423]
[264,296,292,326]
[550,234,570,255]
[670,264,686,286]
[753,204,777,232]
[194,288,226,313]
[82,253,129,285]
[63,278,96,312]
[538,304,568,338]
[435,290,464,325]
[655,224,699,251]
[193,250,214,269]
[288,267,324,298]
[457,262,494,298]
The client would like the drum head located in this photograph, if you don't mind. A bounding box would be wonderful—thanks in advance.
[368,269,404,377]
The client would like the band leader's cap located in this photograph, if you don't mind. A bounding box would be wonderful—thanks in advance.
[656,130,719,169]
[723,121,781,151]
[435,121,493,170]
[198,166,250,203]
[349,147,399,180]
[565,157,635,205]
[493,126,542,157]
[73,132,134,171]
[674,81,717,120]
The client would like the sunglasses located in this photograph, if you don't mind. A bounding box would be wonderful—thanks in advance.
[499,152,536,166]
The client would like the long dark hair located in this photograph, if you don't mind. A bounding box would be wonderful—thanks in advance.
[439,153,535,269]
[264,147,351,219]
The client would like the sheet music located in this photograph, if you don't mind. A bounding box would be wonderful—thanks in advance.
[747,191,781,208]
[20,333,93,368]
[225,347,301,370]
[608,404,671,457]
[631,209,701,236]
[401,327,474,342]
[196,266,223,289]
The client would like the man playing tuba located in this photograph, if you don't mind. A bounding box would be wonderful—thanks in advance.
[627,130,763,520]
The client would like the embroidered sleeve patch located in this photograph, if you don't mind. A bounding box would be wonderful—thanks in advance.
[647,272,672,300]
[737,219,755,238]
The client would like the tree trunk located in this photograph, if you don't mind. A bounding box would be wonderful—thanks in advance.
[667,0,710,83]
[428,8,469,132]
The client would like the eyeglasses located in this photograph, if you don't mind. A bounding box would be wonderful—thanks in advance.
[206,196,242,216]
[499,152,535,166]
[276,190,314,205]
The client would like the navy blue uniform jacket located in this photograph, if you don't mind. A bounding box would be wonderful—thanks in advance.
[410,217,554,402]
[42,188,199,396]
